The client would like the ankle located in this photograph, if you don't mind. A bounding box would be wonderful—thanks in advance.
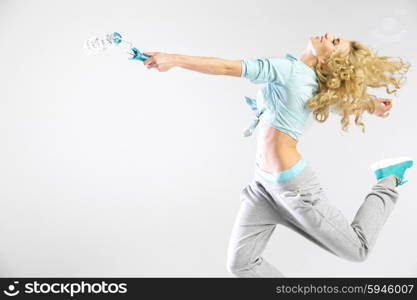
[390,175,398,186]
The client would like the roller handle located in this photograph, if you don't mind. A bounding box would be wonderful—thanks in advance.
[129,48,150,61]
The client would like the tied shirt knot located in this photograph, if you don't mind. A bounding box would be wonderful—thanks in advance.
[243,96,266,137]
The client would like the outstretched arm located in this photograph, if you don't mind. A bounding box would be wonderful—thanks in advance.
[174,54,242,77]
[142,52,292,85]
[142,51,242,77]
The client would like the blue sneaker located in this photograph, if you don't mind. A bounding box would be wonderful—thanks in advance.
[370,157,414,186]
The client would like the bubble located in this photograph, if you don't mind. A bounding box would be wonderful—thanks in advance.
[370,14,408,43]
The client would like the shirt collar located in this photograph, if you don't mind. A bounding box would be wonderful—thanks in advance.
[286,53,298,61]
[286,53,316,76]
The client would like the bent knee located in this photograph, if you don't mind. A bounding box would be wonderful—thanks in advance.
[351,254,367,263]
[227,263,240,276]
[226,258,244,275]
[226,253,253,276]
[346,247,369,263]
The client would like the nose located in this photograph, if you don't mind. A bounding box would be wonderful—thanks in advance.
[324,32,333,40]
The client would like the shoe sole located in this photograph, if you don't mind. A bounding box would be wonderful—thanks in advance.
[370,156,414,172]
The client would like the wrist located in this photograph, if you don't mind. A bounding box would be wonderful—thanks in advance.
[371,98,378,114]
[172,54,183,68]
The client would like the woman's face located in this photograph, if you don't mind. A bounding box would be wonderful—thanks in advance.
[308,32,351,63]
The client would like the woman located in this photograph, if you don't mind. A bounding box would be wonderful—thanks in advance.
[141,32,413,277]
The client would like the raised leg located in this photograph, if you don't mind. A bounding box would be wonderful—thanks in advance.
[279,175,398,262]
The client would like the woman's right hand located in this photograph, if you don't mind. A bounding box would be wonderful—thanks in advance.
[373,98,392,118]
[142,52,176,72]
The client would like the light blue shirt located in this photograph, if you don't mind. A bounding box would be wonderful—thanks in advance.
[241,53,319,140]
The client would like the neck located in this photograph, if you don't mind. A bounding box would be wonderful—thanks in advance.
[298,50,318,70]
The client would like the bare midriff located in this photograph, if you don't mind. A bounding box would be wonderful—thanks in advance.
[255,120,302,174]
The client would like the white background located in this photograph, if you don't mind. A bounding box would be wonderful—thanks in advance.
[0,0,416,277]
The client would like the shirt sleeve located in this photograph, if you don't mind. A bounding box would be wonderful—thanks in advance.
[240,57,293,85]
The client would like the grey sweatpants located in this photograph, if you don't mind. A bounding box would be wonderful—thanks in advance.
[226,159,399,277]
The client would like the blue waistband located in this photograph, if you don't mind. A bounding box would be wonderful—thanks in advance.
[255,158,307,184]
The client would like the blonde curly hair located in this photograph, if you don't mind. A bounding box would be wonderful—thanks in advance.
[305,40,411,133]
